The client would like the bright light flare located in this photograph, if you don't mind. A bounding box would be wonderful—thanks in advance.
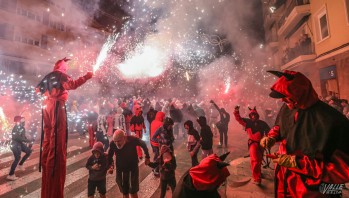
[224,77,231,94]
[185,71,190,81]
[93,32,119,73]
[118,45,169,79]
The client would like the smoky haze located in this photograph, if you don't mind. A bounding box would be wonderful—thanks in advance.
[1,0,281,122]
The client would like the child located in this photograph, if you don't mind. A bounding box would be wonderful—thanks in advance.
[147,145,177,198]
[86,142,109,198]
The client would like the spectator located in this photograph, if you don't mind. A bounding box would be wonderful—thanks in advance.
[147,145,177,198]
[7,116,32,181]
[86,142,109,198]
[108,130,150,198]
[184,120,200,167]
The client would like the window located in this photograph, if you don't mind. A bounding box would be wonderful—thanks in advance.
[319,14,329,39]
[316,7,330,42]
[0,23,14,40]
[345,0,349,24]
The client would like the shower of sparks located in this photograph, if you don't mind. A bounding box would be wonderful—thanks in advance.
[118,45,169,79]
[224,76,231,94]
[93,32,120,73]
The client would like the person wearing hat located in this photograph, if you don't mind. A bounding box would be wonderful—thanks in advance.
[147,145,177,198]
[261,70,349,197]
[36,57,93,198]
[86,142,109,198]
[7,116,32,181]
[108,129,150,198]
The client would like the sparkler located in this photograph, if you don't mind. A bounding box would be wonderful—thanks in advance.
[93,32,120,73]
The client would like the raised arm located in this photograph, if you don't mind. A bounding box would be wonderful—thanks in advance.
[62,72,92,90]
[233,106,246,127]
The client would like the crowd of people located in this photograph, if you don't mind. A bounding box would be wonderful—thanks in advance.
[4,58,349,198]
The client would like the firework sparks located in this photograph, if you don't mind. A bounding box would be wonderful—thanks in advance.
[185,71,190,81]
[224,76,231,94]
[118,45,169,79]
[93,32,120,73]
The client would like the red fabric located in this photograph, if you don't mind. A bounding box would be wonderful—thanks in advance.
[233,111,263,142]
[189,154,230,191]
[14,116,23,122]
[88,122,96,148]
[40,62,89,198]
[150,111,165,147]
[250,143,263,182]
[135,130,143,158]
[268,127,349,197]
[233,110,264,182]
[270,70,318,109]
[233,111,247,128]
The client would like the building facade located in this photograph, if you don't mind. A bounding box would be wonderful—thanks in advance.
[262,0,349,100]
[0,0,122,83]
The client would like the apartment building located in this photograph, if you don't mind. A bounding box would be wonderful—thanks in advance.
[262,0,349,100]
[0,0,120,83]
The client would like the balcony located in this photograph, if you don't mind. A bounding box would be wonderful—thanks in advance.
[277,0,310,36]
[280,39,316,70]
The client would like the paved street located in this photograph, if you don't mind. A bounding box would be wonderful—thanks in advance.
[1,121,348,198]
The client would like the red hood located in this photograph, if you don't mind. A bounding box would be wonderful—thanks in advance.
[189,154,230,191]
[270,70,318,109]
[155,111,165,122]
[248,108,259,120]
[53,58,68,73]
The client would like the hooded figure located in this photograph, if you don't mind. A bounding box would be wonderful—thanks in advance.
[147,145,177,198]
[152,117,175,152]
[85,142,108,198]
[36,58,93,198]
[150,111,166,175]
[261,70,349,197]
[173,153,230,198]
[146,106,158,126]
[233,106,270,184]
[197,116,213,159]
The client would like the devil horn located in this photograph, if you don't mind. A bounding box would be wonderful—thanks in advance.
[217,161,230,169]
[219,152,230,161]
[62,57,71,62]
[254,106,256,110]
[248,107,252,110]
[267,70,294,81]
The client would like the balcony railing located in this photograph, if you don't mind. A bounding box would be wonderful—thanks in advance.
[277,0,310,29]
[281,39,314,65]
